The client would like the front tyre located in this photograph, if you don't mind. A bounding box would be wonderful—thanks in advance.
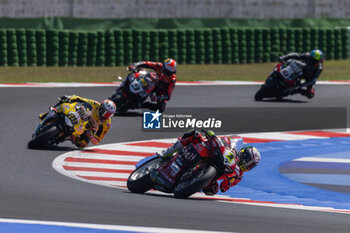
[174,165,217,199]
[254,85,270,101]
[110,92,128,114]
[28,124,60,149]
[255,77,282,101]
[127,157,162,194]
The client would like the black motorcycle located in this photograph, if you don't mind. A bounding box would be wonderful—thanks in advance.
[255,59,307,101]
[110,69,157,114]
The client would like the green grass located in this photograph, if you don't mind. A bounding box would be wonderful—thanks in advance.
[0,60,349,83]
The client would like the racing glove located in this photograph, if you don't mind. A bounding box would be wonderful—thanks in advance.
[220,175,231,193]
[202,181,219,196]
[85,130,99,145]
[277,56,284,63]
[59,95,71,103]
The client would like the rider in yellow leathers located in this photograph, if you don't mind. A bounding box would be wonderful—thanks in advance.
[39,95,116,149]
[58,101,92,141]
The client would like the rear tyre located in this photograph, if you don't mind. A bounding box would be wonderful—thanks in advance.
[173,166,217,199]
[127,157,162,193]
[28,125,60,149]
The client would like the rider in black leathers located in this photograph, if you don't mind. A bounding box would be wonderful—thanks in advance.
[277,49,324,99]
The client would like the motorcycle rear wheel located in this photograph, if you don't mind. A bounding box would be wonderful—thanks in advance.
[27,124,60,149]
[173,165,217,199]
[127,157,162,194]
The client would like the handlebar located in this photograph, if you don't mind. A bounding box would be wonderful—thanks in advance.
[126,66,141,73]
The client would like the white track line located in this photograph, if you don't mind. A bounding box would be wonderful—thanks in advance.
[0,218,233,233]
[53,131,350,215]
[293,157,350,163]
[239,132,326,140]
[2,80,350,87]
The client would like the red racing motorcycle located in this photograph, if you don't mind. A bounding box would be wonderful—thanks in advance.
[127,131,229,198]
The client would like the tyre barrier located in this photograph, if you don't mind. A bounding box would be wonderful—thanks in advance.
[0,28,348,66]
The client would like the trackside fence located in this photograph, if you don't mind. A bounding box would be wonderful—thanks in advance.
[0,28,348,66]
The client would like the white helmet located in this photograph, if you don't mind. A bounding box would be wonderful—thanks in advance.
[99,99,116,119]
[238,146,261,172]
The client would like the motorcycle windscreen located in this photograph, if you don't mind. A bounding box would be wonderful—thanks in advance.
[135,155,158,168]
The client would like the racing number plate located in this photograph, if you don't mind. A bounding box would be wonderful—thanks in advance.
[129,79,143,94]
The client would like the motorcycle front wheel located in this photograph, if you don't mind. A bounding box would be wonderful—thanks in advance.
[110,93,128,114]
[27,124,60,149]
[127,157,162,194]
[173,165,217,199]
[254,85,270,101]
[255,77,283,101]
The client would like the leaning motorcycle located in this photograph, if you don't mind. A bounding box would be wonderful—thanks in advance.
[127,131,229,199]
[255,59,307,101]
[28,101,90,149]
[110,69,157,114]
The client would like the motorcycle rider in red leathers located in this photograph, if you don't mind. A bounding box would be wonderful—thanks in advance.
[128,58,177,112]
[158,129,261,196]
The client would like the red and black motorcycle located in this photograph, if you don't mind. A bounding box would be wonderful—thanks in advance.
[127,131,228,198]
[110,69,157,114]
[255,59,307,101]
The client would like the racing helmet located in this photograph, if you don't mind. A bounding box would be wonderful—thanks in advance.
[310,49,324,64]
[162,58,177,77]
[99,99,116,120]
[238,146,261,172]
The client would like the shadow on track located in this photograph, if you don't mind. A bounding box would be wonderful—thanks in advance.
[26,145,77,151]
[125,191,216,201]
[255,98,308,103]
[114,111,143,117]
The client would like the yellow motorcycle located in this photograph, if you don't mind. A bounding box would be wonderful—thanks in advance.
[28,100,92,149]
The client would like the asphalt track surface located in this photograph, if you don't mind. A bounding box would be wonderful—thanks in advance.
[1,85,350,233]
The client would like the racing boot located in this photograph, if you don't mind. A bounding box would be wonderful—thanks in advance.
[142,102,159,111]
[157,141,183,160]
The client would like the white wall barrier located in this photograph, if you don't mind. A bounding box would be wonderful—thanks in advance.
[1,0,350,19]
